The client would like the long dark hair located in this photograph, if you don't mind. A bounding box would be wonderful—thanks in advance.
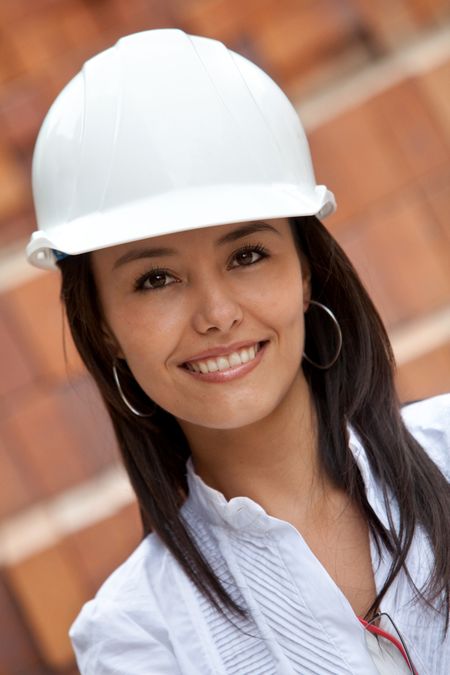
[58,215,450,625]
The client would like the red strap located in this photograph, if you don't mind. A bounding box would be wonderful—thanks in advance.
[358,616,413,671]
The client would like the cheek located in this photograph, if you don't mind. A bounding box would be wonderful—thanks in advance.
[282,287,305,349]
[274,275,306,364]
[257,265,305,331]
[107,301,182,376]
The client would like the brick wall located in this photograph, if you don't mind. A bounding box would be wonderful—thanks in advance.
[0,1,449,672]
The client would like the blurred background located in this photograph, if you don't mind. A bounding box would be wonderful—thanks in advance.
[0,1,449,672]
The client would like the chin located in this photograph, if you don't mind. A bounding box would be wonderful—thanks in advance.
[177,400,278,431]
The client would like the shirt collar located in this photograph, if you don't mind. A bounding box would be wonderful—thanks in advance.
[183,425,389,532]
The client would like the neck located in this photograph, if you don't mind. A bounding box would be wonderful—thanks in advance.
[179,371,335,524]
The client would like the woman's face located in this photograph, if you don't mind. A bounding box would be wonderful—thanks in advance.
[91,217,310,429]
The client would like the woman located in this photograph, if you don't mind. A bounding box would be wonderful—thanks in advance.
[27,29,449,674]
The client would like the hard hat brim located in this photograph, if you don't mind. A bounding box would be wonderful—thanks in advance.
[27,183,336,270]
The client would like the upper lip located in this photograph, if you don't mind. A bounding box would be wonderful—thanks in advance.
[181,340,265,365]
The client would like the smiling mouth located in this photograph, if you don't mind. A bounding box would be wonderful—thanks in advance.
[181,341,268,374]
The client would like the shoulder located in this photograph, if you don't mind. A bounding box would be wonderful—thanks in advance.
[69,531,181,674]
[400,392,450,480]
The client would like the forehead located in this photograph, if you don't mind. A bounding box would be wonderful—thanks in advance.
[91,217,293,271]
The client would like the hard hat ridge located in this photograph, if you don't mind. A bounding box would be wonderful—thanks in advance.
[27,28,336,270]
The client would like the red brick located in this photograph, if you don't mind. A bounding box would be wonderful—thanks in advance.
[251,0,359,79]
[8,10,70,75]
[5,544,89,669]
[396,343,450,403]
[0,29,28,84]
[339,192,450,327]
[106,0,175,30]
[372,78,449,179]
[63,501,142,594]
[0,573,43,674]
[407,0,450,23]
[174,0,256,42]
[0,297,35,400]
[421,164,450,242]
[114,500,143,544]
[310,99,409,228]
[0,430,37,518]
[417,58,450,146]
[312,72,450,232]
[0,0,61,24]
[2,387,94,499]
[0,80,48,150]
[3,271,85,383]
[1,370,121,502]
[43,53,85,105]
[350,0,418,50]
[0,209,35,249]
[0,144,29,220]
[57,375,120,475]
[56,0,101,52]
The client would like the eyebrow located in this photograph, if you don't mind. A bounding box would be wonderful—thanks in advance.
[112,222,281,270]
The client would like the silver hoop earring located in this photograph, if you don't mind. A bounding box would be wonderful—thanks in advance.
[303,300,342,370]
[112,361,155,417]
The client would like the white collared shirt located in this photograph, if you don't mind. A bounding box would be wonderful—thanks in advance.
[69,394,450,674]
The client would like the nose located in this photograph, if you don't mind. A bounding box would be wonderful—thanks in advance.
[191,277,244,335]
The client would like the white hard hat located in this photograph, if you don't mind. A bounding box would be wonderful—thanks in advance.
[27,28,336,270]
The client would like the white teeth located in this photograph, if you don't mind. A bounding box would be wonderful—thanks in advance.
[229,352,241,367]
[217,356,230,371]
[240,349,249,363]
[206,359,218,372]
[185,342,263,374]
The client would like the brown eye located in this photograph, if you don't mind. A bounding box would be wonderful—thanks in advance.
[134,269,177,292]
[229,244,269,269]
[235,250,259,265]
[146,272,169,288]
